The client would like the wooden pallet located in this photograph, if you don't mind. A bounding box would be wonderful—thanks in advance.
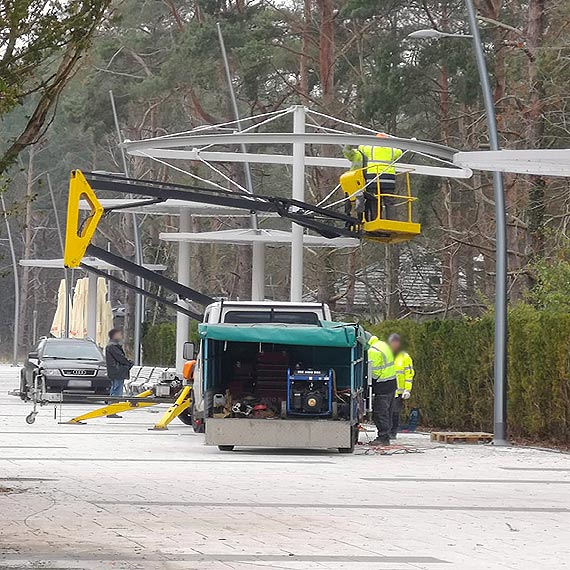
[430,431,494,444]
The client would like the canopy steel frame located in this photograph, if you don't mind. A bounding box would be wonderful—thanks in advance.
[128,148,472,179]
[124,132,456,160]
[123,107,472,304]
[123,132,471,179]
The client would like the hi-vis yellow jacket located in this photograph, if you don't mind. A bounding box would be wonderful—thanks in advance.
[395,351,414,395]
[344,145,403,175]
[368,336,396,382]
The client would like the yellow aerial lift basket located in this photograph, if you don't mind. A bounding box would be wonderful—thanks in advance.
[339,168,421,244]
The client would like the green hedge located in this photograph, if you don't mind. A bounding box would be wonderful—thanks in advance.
[370,304,570,442]
[141,321,199,366]
[141,307,570,442]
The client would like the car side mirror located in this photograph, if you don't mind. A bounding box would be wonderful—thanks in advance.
[28,351,39,360]
[183,342,195,360]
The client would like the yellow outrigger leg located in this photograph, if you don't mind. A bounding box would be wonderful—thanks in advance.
[65,390,156,424]
[151,385,192,430]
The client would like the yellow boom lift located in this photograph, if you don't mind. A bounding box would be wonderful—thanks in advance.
[56,165,422,425]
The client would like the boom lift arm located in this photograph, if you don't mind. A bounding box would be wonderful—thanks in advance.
[85,244,213,307]
[64,167,420,317]
[81,169,420,243]
[81,262,204,320]
[65,170,214,318]
[82,170,360,239]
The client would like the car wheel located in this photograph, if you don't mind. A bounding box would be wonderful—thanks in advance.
[218,445,234,452]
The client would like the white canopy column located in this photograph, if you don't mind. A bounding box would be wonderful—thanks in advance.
[290,105,306,302]
[175,209,192,373]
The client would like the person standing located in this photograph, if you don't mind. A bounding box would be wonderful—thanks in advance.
[105,328,133,418]
[367,334,397,446]
[343,133,403,221]
[389,333,415,438]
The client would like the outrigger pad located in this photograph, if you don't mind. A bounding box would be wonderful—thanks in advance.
[64,170,104,268]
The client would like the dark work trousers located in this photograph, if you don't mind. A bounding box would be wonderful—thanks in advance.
[372,380,396,441]
[391,394,403,437]
[364,174,396,221]
[344,194,364,226]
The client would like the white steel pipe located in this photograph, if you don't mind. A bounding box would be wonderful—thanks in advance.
[290,106,306,302]
[175,209,192,373]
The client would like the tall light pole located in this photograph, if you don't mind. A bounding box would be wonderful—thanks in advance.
[110,90,144,365]
[217,22,265,301]
[409,0,509,445]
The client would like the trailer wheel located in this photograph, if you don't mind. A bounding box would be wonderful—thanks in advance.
[218,445,234,452]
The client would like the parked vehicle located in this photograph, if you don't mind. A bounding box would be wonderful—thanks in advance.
[189,301,332,431]
[187,301,367,452]
[20,338,110,399]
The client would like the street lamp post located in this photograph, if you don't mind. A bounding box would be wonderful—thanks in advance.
[409,0,509,445]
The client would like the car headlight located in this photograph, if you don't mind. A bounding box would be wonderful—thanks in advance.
[42,368,59,376]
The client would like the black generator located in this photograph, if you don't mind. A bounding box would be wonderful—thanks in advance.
[286,369,333,416]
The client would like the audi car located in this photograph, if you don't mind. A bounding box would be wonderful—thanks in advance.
[20,338,110,399]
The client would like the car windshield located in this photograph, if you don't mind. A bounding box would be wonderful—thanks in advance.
[42,341,102,361]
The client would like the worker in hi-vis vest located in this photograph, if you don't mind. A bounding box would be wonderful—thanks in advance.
[388,333,415,438]
[367,333,397,446]
[343,133,403,222]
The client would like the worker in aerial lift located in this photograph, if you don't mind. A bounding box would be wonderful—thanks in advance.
[388,333,415,438]
[367,333,397,446]
[105,328,133,418]
[343,133,403,221]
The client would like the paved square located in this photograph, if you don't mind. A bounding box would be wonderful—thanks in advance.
[0,365,568,569]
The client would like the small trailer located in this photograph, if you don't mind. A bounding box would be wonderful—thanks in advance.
[197,321,367,453]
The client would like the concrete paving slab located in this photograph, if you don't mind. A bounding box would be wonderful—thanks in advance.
[1,365,569,569]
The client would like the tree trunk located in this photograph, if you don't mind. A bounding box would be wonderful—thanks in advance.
[313,0,338,307]
[346,248,357,314]
[299,0,311,101]
[385,245,400,319]
[18,146,35,348]
[526,0,546,258]
[316,0,335,110]
[438,59,459,310]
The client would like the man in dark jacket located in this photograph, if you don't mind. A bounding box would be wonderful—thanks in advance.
[105,329,133,417]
